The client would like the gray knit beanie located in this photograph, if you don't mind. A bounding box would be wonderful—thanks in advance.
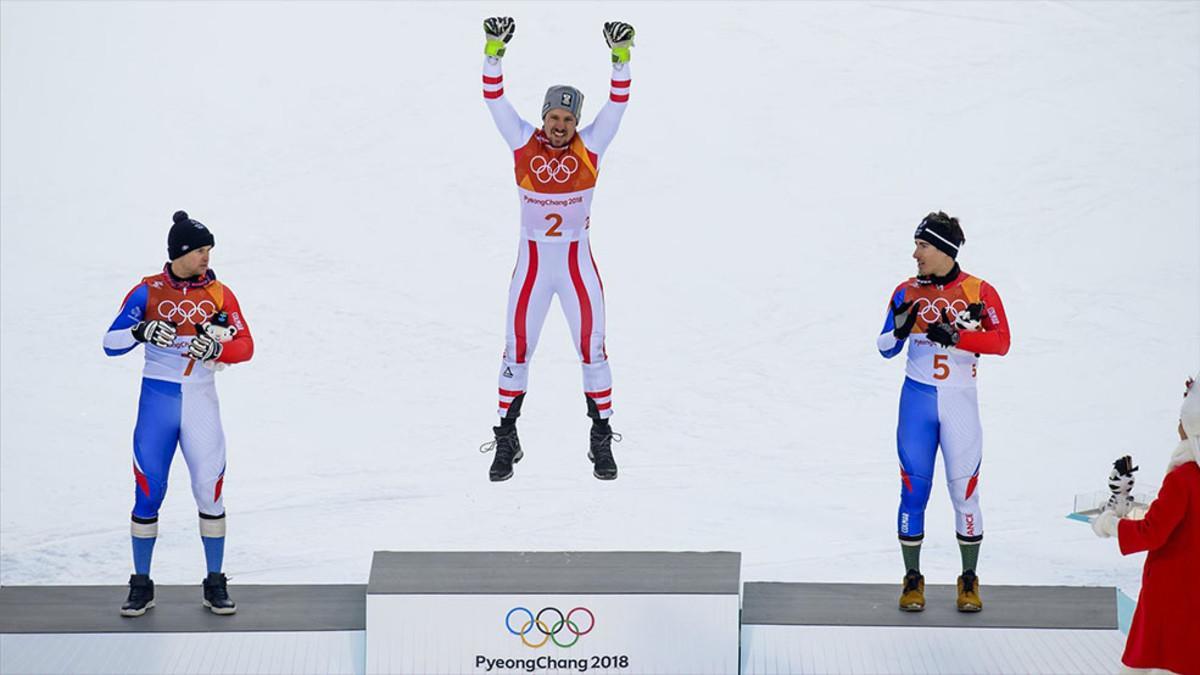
[542,85,584,120]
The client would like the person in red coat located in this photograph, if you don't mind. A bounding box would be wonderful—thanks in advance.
[1093,374,1200,675]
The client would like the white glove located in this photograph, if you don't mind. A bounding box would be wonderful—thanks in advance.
[1091,510,1119,538]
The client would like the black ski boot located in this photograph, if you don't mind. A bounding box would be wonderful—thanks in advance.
[483,423,523,481]
[202,572,237,615]
[588,421,620,480]
[120,574,155,617]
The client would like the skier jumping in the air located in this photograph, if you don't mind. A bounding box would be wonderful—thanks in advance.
[876,212,1011,613]
[478,17,634,482]
[103,211,254,617]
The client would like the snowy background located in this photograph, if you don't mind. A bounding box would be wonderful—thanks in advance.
[2,1,1197,600]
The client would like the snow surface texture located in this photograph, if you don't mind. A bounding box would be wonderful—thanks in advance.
[2,2,1197,599]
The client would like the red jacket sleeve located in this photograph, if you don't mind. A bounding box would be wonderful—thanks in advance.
[957,280,1010,356]
[217,285,254,364]
[1118,467,1189,555]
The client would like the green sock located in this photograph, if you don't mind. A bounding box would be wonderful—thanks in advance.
[901,542,921,573]
[959,541,980,573]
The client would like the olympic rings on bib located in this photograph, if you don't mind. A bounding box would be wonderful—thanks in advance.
[916,297,967,324]
[504,606,595,648]
[529,155,579,184]
[156,299,217,324]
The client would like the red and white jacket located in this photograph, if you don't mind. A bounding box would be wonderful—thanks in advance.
[103,267,254,384]
[483,57,630,243]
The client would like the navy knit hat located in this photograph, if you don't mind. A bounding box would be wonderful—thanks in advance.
[168,210,215,260]
[914,211,964,259]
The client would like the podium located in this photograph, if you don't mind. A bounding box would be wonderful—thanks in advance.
[0,584,366,674]
[365,551,741,675]
[740,582,1127,674]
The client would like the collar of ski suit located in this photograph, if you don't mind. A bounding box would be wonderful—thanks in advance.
[916,263,963,289]
[161,262,217,290]
[534,130,575,152]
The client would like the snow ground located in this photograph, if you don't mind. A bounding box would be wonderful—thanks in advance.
[2,1,1197,602]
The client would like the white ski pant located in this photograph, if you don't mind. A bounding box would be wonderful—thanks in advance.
[497,237,613,419]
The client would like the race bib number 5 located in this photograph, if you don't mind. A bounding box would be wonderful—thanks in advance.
[932,353,977,381]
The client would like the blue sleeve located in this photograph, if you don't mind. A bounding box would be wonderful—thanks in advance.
[103,284,148,356]
[878,287,906,359]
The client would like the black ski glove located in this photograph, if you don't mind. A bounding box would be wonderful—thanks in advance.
[132,320,177,348]
[890,299,918,340]
[925,309,960,347]
[484,17,515,58]
[186,324,223,362]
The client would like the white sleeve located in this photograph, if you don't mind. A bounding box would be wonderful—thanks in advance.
[483,57,535,152]
[876,332,901,357]
[579,62,631,159]
[104,328,138,354]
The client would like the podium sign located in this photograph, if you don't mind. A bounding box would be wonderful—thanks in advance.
[366,552,740,674]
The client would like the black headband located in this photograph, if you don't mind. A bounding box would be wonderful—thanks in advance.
[914,216,961,259]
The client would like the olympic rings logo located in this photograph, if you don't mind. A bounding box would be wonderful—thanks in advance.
[505,606,595,648]
[530,155,579,184]
[157,299,216,324]
[916,297,967,324]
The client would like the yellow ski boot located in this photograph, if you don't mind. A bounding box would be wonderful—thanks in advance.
[899,569,925,612]
[957,570,982,612]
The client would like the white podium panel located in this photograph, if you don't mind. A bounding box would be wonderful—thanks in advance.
[365,551,741,675]
[367,593,737,674]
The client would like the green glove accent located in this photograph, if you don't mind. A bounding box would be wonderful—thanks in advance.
[604,21,634,63]
[485,38,507,58]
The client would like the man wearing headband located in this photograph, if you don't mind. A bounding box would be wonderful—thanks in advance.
[478,17,634,482]
[876,211,1012,613]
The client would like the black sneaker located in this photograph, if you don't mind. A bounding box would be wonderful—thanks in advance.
[202,572,237,615]
[482,424,523,482]
[120,574,155,617]
[588,424,620,480]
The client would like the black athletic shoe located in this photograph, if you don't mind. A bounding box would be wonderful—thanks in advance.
[588,424,620,480]
[202,572,237,615]
[120,574,155,617]
[483,424,523,482]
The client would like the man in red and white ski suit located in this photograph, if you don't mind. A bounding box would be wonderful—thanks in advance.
[479,17,633,482]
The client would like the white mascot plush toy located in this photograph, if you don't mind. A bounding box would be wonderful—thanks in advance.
[953,302,985,332]
[199,311,238,371]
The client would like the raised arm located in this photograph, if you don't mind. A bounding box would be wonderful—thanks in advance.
[579,21,635,157]
[481,17,534,151]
